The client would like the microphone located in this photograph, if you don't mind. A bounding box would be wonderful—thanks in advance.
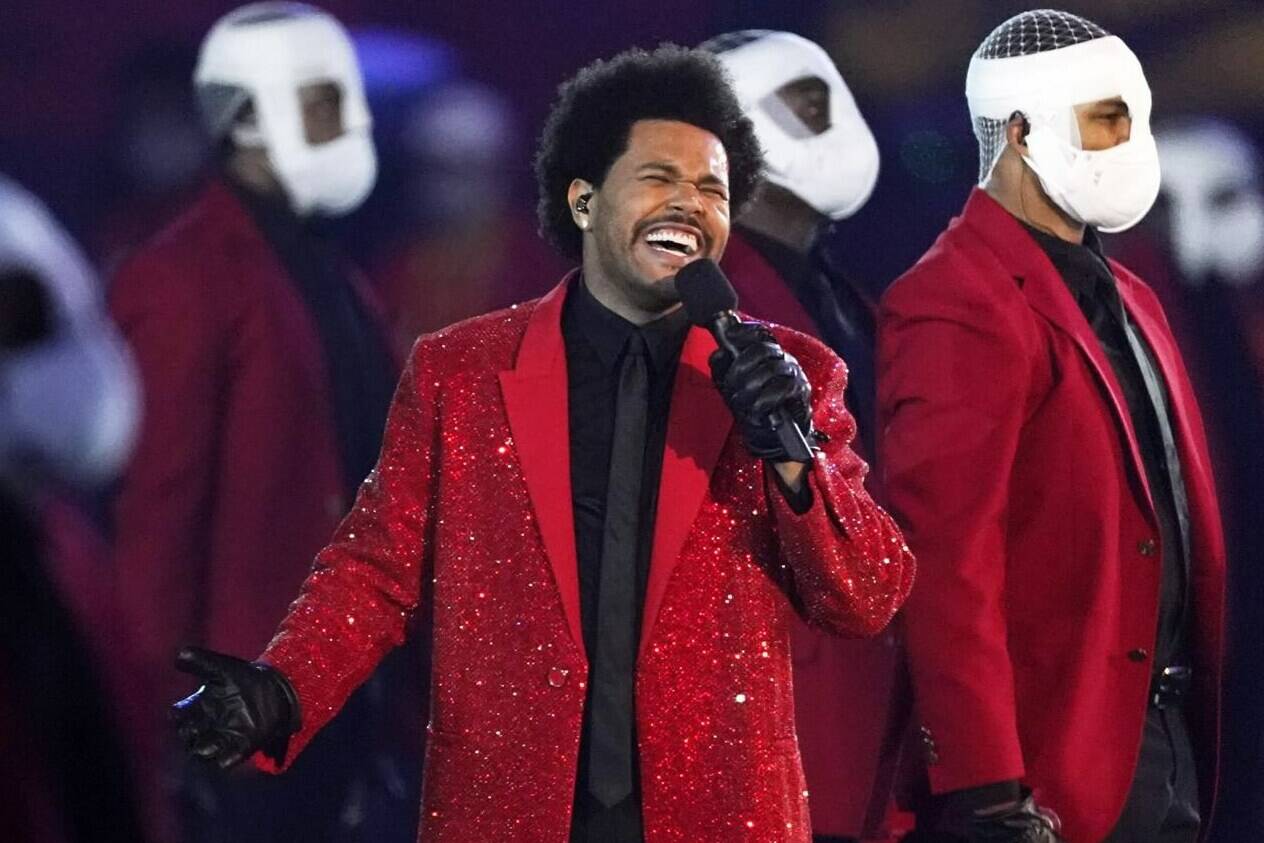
[675,259,814,464]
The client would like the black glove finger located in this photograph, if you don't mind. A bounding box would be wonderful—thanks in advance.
[708,347,733,386]
[172,690,219,744]
[170,690,200,720]
[722,341,784,395]
[754,373,811,421]
[748,352,811,421]
[172,694,210,728]
[747,375,805,420]
[710,322,776,386]
[780,350,807,385]
[217,748,248,770]
[190,733,226,760]
[176,716,206,751]
[213,729,253,769]
[711,336,778,386]
[723,320,775,352]
[175,646,231,686]
[730,357,797,410]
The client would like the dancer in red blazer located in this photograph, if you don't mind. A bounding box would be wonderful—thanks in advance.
[878,11,1224,843]
[110,7,407,841]
[168,45,913,842]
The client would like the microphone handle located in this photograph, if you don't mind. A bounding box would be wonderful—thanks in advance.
[772,407,815,463]
[709,313,815,464]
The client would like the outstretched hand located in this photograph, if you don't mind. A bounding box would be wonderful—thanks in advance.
[171,646,301,769]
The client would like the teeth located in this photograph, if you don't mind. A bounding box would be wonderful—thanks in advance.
[645,228,698,254]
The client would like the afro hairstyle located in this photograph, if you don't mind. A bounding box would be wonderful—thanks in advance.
[534,43,764,260]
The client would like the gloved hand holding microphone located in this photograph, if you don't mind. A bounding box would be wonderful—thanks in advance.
[675,258,817,467]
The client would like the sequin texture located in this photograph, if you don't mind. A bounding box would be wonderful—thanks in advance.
[255,283,914,842]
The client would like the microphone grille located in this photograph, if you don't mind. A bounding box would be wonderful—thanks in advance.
[675,259,738,325]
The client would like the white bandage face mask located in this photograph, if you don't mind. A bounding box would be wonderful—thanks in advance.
[715,31,880,220]
[968,35,1161,233]
[1158,122,1264,287]
[0,176,139,487]
[1,323,140,487]
[196,3,377,217]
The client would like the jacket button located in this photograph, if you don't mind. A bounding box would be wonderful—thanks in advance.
[1128,648,1149,662]
[1137,538,1157,557]
[547,667,569,688]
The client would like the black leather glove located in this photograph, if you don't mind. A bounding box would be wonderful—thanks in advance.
[171,646,301,769]
[708,320,814,462]
[968,791,1064,843]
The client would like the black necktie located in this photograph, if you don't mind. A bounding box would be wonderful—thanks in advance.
[587,331,649,808]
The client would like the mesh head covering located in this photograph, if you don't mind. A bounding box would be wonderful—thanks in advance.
[970,10,1111,182]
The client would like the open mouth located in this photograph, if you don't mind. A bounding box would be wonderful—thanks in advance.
[642,224,702,258]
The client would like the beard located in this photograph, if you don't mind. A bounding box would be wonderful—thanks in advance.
[591,218,682,315]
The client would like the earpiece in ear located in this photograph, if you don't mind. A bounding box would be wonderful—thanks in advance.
[1010,110,1031,140]
[575,193,592,213]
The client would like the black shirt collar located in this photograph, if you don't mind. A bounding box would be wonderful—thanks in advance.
[569,276,689,373]
[1020,221,1115,299]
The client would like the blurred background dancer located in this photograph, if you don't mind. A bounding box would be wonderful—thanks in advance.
[705,29,909,843]
[107,5,418,841]
[0,175,146,843]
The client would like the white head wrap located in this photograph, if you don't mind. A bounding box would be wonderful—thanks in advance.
[1158,120,1264,287]
[0,177,139,487]
[707,30,879,220]
[195,2,377,216]
[966,10,1160,233]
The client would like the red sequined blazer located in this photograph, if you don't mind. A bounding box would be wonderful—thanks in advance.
[256,274,914,842]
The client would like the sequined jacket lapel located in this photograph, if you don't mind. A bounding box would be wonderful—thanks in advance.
[499,275,584,659]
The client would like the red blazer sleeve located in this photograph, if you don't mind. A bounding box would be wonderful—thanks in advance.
[768,338,915,638]
[876,263,1039,793]
[256,337,438,771]
[109,252,226,725]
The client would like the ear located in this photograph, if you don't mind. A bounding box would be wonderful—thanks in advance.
[1005,111,1031,151]
[567,179,595,230]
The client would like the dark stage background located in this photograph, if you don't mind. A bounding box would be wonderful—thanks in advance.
[3,1,1261,840]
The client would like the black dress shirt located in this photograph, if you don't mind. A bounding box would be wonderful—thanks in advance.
[1023,223,1192,670]
[231,177,397,498]
[564,279,689,842]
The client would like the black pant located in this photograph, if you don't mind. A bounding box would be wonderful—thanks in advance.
[1104,706,1200,843]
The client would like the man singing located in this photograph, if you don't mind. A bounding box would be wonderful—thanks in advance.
[879,11,1225,842]
[170,45,913,842]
